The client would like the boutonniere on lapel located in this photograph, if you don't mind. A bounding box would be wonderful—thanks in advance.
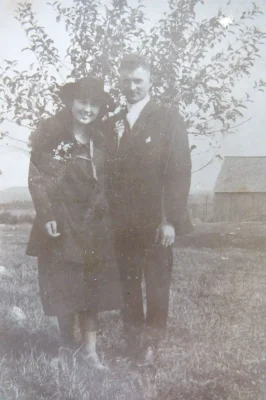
[53,141,74,161]
[145,136,151,143]
[114,120,125,141]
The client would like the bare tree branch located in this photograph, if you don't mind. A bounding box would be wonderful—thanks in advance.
[192,157,215,173]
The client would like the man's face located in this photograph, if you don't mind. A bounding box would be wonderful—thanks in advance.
[120,67,151,104]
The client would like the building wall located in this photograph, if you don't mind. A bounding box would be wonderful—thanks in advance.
[214,193,266,222]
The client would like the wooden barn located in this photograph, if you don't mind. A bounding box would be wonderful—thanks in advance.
[214,156,266,222]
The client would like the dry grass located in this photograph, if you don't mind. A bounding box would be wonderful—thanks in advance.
[0,223,265,400]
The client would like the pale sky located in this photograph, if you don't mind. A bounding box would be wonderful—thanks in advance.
[0,0,266,193]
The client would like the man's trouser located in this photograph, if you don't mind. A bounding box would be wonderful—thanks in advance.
[115,233,173,350]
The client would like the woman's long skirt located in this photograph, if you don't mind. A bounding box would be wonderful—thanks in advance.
[38,251,121,317]
[38,254,97,317]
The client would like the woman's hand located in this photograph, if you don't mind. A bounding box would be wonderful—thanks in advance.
[45,221,61,238]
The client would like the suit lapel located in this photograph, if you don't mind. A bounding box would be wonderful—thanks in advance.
[112,108,127,150]
[113,101,159,151]
[131,100,158,140]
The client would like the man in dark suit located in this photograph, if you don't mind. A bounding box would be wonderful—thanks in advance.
[105,53,192,365]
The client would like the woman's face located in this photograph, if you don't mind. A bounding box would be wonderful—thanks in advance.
[71,98,101,125]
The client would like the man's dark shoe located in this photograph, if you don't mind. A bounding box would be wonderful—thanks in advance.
[136,346,156,367]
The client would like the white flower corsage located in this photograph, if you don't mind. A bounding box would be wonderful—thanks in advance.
[114,120,125,149]
[53,141,74,161]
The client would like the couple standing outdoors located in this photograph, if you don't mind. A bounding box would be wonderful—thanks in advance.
[27,53,192,369]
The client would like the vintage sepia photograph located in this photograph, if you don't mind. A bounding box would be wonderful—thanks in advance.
[0,0,266,399]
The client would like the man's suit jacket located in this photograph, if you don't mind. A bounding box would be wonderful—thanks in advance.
[104,100,193,245]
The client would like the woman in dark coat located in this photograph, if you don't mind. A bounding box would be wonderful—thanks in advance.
[27,76,116,369]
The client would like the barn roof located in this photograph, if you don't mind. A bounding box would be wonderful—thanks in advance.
[214,156,266,193]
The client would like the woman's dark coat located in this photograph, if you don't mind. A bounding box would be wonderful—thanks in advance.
[27,109,121,315]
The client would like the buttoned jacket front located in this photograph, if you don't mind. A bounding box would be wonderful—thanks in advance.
[105,100,193,245]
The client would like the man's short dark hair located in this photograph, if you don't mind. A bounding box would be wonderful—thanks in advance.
[119,53,151,73]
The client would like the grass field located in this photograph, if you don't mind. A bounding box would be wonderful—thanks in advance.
[0,223,265,400]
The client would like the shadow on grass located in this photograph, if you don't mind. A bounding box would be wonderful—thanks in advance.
[0,325,59,359]
[157,382,228,400]
[179,232,266,251]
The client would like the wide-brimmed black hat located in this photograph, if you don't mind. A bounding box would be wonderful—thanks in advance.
[57,76,115,112]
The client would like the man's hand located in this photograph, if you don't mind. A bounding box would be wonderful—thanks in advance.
[44,221,60,238]
[155,223,175,247]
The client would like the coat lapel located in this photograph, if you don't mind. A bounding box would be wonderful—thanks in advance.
[112,108,127,150]
[131,100,158,140]
[112,101,159,151]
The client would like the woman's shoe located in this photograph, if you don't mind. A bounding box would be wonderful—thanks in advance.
[84,351,108,370]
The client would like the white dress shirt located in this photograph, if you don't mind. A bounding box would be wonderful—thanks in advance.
[126,95,150,129]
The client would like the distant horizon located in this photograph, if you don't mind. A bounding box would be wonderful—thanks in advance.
[0,185,215,207]
[0,185,214,194]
